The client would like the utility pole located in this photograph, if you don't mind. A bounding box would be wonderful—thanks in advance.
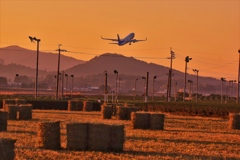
[65,74,68,97]
[61,70,64,100]
[55,44,67,100]
[104,71,108,103]
[237,49,240,104]
[70,75,74,99]
[29,36,40,99]
[221,77,226,104]
[183,56,192,102]
[152,76,157,101]
[145,72,149,103]
[193,69,199,102]
[134,78,138,100]
[114,70,118,103]
[167,48,175,102]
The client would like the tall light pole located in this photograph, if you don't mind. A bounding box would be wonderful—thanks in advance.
[152,76,157,101]
[188,80,193,99]
[118,77,121,96]
[104,71,108,103]
[114,70,118,103]
[55,44,67,100]
[167,48,175,102]
[134,78,138,100]
[142,76,146,102]
[193,69,199,102]
[70,75,74,99]
[183,56,192,102]
[237,49,240,104]
[229,80,236,100]
[29,36,40,99]
[15,74,19,94]
[65,74,68,97]
[221,77,226,104]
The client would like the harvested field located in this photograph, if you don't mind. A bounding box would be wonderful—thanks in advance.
[0,110,239,159]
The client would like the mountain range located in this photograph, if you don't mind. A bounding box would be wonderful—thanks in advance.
[0,45,221,91]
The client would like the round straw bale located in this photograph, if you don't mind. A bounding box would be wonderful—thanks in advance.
[131,112,150,129]
[0,138,16,160]
[83,101,93,112]
[37,121,61,150]
[109,124,125,152]
[16,99,27,105]
[229,113,240,129]
[6,105,18,120]
[18,104,32,120]
[101,105,112,119]
[2,99,16,111]
[88,123,110,152]
[0,111,8,131]
[149,113,165,130]
[116,106,128,120]
[66,123,88,150]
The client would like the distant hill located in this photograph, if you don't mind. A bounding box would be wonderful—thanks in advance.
[0,45,85,71]
[0,63,48,81]
[66,53,221,90]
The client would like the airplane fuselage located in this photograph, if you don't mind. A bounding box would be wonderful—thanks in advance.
[118,33,135,46]
[101,32,146,46]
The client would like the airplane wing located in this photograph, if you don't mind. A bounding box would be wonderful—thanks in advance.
[131,38,147,42]
[101,36,119,41]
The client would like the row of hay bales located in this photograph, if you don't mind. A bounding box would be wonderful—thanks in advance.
[2,99,32,120]
[68,100,102,111]
[2,99,27,110]
[3,104,32,120]
[101,104,139,120]
[131,112,165,130]
[37,121,125,152]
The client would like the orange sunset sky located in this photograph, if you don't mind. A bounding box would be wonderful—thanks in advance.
[0,0,239,80]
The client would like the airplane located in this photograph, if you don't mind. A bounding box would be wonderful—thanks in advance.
[101,32,147,46]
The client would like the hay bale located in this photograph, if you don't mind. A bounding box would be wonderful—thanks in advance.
[149,113,165,130]
[92,102,101,111]
[116,106,128,120]
[16,99,27,105]
[101,105,112,119]
[68,100,77,111]
[0,138,16,160]
[229,113,240,129]
[6,105,18,120]
[126,107,139,120]
[88,123,110,151]
[0,111,8,131]
[83,101,93,112]
[2,99,16,111]
[131,112,150,129]
[18,104,32,120]
[76,101,84,111]
[37,121,61,150]
[66,123,88,150]
[109,125,125,152]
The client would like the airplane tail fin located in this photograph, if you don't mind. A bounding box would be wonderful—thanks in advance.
[117,34,120,42]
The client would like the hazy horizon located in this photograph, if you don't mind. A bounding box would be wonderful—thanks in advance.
[0,1,239,80]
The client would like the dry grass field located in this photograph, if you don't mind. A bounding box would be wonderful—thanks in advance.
[0,110,240,160]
